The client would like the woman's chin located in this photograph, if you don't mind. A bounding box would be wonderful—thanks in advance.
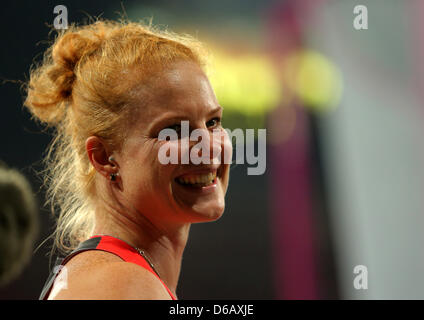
[177,198,226,223]
[172,177,227,223]
[193,203,225,222]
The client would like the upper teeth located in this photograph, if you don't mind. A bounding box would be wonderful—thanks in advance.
[177,172,216,185]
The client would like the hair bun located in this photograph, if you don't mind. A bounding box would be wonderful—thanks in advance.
[52,33,100,75]
[25,30,103,124]
[50,33,101,100]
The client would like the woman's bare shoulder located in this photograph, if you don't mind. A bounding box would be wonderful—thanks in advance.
[48,250,171,300]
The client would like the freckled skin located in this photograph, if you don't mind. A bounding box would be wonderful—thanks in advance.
[116,61,232,227]
[49,61,232,300]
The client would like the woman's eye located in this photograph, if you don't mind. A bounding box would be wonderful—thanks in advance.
[166,124,181,133]
[156,123,182,141]
[206,117,221,128]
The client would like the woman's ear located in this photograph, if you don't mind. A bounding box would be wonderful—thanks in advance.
[85,136,114,179]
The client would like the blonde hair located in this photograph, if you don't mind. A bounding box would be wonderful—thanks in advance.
[24,19,206,255]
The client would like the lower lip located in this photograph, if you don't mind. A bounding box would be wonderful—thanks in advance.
[175,178,218,194]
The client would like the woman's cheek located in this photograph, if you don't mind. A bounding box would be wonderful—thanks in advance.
[157,139,182,165]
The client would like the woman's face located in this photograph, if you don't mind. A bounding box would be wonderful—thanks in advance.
[116,61,232,228]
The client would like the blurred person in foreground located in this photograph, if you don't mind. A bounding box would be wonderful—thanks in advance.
[24,20,232,300]
[0,161,38,287]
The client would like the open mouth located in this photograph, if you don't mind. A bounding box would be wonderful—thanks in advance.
[175,170,218,188]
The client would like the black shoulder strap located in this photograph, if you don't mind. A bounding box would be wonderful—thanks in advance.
[38,237,102,300]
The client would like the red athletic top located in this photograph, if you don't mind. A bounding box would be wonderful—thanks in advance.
[39,235,176,300]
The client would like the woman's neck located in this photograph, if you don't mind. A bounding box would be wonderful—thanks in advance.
[91,206,191,297]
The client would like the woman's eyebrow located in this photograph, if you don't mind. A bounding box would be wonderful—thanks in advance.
[148,105,223,133]
[207,105,223,117]
[148,114,188,133]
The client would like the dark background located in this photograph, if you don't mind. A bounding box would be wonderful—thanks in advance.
[0,1,274,299]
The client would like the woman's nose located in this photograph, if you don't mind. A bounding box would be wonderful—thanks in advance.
[188,128,226,165]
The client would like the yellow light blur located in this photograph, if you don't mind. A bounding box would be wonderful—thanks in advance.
[208,50,282,116]
[283,50,343,112]
[207,47,343,118]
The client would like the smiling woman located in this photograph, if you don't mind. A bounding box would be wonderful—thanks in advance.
[24,19,232,300]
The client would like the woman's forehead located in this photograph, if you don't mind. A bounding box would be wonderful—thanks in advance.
[153,62,211,97]
[138,62,219,117]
